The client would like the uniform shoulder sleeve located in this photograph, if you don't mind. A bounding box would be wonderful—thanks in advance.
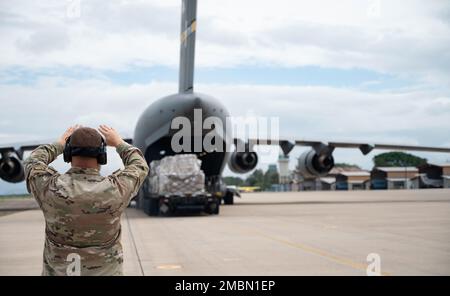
[108,142,149,201]
[23,142,63,205]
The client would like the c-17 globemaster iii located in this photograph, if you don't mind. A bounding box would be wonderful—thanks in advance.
[1,0,449,216]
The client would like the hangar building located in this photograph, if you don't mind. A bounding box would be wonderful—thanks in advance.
[335,171,371,190]
[371,167,419,189]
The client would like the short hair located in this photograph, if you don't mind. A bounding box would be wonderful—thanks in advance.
[70,127,102,148]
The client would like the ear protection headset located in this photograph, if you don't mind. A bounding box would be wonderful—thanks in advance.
[63,136,107,165]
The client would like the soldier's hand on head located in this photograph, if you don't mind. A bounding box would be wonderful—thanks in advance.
[98,125,124,147]
[58,125,81,146]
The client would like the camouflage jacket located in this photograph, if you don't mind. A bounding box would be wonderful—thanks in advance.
[23,141,149,276]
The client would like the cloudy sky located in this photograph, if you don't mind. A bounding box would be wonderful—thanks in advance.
[1,0,450,194]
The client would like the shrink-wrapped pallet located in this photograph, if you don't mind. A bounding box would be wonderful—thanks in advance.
[149,154,205,195]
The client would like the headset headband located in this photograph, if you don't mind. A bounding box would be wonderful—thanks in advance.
[63,135,107,165]
[70,146,104,158]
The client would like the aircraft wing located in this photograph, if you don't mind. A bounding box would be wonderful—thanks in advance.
[0,138,134,160]
[0,140,55,183]
[0,138,134,183]
[228,137,450,177]
[0,140,53,160]
[233,138,450,156]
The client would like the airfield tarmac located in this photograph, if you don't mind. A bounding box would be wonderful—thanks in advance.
[0,189,449,276]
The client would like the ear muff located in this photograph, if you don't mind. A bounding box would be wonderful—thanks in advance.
[97,137,107,165]
[63,136,72,163]
[63,135,107,165]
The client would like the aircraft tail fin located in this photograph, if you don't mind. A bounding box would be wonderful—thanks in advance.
[178,0,197,93]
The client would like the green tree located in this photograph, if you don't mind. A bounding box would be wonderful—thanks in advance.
[245,169,265,187]
[334,163,361,169]
[373,152,427,167]
[223,176,245,186]
[263,167,279,190]
[244,165,281,190]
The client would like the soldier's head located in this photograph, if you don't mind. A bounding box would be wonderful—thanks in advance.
[68,127,105,169]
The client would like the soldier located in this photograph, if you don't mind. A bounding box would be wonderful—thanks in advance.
[23,125,149,276]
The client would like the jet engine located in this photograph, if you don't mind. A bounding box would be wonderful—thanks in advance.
[0,156,25,183]
[297,149,334,178]
[228,151,258,174]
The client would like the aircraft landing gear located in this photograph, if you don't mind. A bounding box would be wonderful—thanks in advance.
[223,191,234,205]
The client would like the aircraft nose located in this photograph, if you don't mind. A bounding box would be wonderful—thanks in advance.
[192,96,203,108]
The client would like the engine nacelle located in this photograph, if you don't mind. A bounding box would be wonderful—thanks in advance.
[297,149,334,178]
[228,151,258,174]
[0,156,25,183]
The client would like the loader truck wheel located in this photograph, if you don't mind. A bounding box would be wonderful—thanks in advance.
[148,197,160,216]
[214,202,220,215]
[223,192,234,205]
[206,201,220,215]
[159,200,172,216]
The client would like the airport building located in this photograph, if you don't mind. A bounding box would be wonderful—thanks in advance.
[297,177,337,191]
[335,171,371,190]
[318,177,336,190]
[371,167,419,190]
[417,163,450,188]
[278,154,291,185]
[295,176,318,191]
[294,166,361,191]
[288,160,450,191]
[445,176,450,189]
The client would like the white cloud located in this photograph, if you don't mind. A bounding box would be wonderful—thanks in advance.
[0,78,449,177]
[2,78,449,143]
[1,0,449,84]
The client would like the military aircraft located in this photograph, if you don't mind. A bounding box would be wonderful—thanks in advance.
[1,0,449,215]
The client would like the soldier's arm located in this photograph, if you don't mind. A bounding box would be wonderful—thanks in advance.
[111,141,149,200]
[23,142,63,200]
[23,126,78,201]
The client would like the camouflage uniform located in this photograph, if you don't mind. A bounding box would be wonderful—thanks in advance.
[23,141,149,276]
